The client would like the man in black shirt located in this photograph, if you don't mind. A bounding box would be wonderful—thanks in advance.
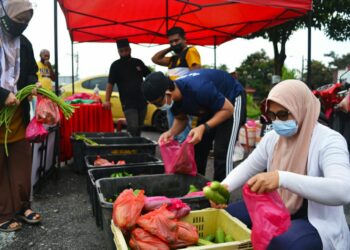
[103,39,151,136]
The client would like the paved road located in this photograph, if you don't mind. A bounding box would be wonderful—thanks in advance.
[1,129,349,249]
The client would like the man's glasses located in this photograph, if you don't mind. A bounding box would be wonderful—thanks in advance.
[266,110,291,121]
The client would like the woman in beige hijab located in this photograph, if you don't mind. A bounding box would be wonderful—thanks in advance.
[0,0,42,232]
[212,80,350,249]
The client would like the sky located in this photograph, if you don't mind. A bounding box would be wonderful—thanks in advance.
[25,0,350,83]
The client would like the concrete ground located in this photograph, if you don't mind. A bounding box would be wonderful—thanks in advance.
[1,129,349,249]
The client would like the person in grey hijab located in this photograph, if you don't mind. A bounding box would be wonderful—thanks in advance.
[0,0,42,232]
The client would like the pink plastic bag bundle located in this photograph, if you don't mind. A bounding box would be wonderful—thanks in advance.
[166,198,191,219]
[242,184,291,250]
[159,136,197,176]
[35,97,60,125]
[25,117,48,143]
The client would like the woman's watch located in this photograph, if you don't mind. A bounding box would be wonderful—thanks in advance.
[203,123,211,133]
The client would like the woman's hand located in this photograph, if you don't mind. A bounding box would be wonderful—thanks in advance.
[247,171,279,194]
[158,131,173,144]
[188,125,206,144]
[5,92,19,106]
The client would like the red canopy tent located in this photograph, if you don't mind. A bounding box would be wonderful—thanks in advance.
[57,0,312,46]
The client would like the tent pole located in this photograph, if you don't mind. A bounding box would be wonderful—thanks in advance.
[214,36,217,69]
[54,0,59,95]
[71,41,75,94]
[166,0,169,32]
[306,10,312,88]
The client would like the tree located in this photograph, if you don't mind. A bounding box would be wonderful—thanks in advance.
[325,52,350,69]
[247,0,350,78]
[235,50,274,100]
[302,60,333,88]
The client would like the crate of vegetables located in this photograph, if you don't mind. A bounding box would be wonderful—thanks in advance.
[87,161,164,228]
[70,132,131,174]
[111,208,252,250]
[96,174,211,249]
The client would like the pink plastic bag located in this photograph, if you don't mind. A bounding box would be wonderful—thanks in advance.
[159,136,197,176]
[242,184,291,250]
[25,117,48,143]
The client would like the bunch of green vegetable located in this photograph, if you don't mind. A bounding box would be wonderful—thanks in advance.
[110,171,132,178]
[0,85,76,155]
[203,181,230,204]
[198,227,234,245]
[73,134,98,145]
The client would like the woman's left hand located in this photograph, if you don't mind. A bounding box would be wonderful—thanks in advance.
[247,171,279,194]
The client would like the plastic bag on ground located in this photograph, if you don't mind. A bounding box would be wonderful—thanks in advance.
[25,117,48,143]
[129,227,170,250]
[112,189,145,231]
[35,96,60,125]
[242,184,291,250]
[137,204,178,244]
[159,136,197,176]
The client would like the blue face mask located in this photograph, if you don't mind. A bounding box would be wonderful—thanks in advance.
[272,120,298,137]
[159,95,173,111]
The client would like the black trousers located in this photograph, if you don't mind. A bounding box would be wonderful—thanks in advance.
[195,94,246,181]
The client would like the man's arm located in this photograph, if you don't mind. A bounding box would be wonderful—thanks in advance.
[189,99,234,144]
[47,62,55,81]
[102,83,114,109]
[151,47,172,67]
[159,113,188,143]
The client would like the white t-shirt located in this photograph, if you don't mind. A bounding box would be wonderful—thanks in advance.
[223,123,350,250]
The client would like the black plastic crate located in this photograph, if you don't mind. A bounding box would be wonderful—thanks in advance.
[71,132,131,174]
[87,161,164,228]
[96,174,210,249]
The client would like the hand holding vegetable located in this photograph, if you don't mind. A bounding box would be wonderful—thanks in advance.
[247,171,279,194]
[204,181,230,206]
[5,93,19,106]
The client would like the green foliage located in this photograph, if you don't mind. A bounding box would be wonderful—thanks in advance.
[235,50,274,99]
[246,93,261,119]
[147,65,156,72]
[325,52,350,69]
[282,67,297,80]
[303,60,333,88]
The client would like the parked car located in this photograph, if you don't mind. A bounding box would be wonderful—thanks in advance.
[60,75,168,131]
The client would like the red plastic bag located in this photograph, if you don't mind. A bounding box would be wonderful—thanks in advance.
[25,117,48,143]
[159,136,197,176]
[170,221,199,249]
[129,228,170,250]
[242,184,291,250]
[112,189,145,231]
[35,97,60,125]
[137,204,178,244]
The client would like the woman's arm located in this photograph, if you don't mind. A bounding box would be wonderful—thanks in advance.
[279,133,350,205]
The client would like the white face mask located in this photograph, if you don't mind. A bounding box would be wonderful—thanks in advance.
[159,95,174,111]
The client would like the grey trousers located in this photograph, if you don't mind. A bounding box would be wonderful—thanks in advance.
[123,107,147,137]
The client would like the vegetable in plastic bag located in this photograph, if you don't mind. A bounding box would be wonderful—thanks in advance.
[25,117,48,143]
[242,184,291,250]
[129,227,170,250]
[112,189,145,231]
[137,204,178,244]
[170,221,199,248]
[35,96,60,125]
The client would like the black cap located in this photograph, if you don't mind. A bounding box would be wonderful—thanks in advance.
[142,72,171,102]
[116,38,130,49]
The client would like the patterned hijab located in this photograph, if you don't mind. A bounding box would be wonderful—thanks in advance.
[267,79,320,214]
[0,0,33,93]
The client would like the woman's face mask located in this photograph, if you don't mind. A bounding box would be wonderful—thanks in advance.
[272,120,298,137]
[159,95,174,111]
[0,14,28,37]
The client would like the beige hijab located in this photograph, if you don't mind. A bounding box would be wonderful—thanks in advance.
[267,79,320,214]
[0,0,33,93]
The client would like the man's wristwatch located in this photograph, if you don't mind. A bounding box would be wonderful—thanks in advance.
[203,123,211,133]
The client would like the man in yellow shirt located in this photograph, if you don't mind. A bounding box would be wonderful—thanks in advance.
[36,49,55,91]
[152,26,201,141]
